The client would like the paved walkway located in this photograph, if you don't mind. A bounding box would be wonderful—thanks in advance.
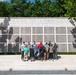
[0,55,76,71]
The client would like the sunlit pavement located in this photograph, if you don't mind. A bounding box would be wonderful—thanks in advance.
[0,55,76,74]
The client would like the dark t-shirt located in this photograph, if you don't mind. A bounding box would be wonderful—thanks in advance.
[53,44,58,52]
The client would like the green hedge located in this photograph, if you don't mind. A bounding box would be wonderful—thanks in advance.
[0,52,76,55]
[0,52,21,55]
[58,52,76,55]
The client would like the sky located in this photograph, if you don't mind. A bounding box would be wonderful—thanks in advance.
[0,0,10,2]
[0,0,55,3]
[0,0,36,2]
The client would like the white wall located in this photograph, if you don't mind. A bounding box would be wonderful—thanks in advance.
[0,17,76,52]
[8,17,74,27]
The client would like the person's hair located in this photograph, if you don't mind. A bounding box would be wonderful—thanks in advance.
[46,42,47,44]
[40,42,42,44]
[23,42,25,43]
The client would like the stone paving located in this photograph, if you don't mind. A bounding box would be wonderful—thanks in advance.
[0,70,76,75]
[0,55,76,71]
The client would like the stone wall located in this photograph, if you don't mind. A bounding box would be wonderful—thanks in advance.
[0,17,76,52]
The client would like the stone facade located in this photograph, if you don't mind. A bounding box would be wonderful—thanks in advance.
[0,17,76,52]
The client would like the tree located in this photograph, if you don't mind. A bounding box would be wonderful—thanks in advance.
[0,0,67,17]
[10,0,26,16]
[21,0,26,3]
[32,0,43,17]
[0,2,9,17]
[41,0,52,17]
[52,0,66,17]
[64,0,76,20]
[24,1,33,17]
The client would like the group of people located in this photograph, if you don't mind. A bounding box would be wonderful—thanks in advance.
[20,41,58,61]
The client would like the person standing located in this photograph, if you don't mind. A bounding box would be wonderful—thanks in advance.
[27,42,31,58]
[33,41,38,57]
[49,44,53,59]
[44,42,49,60]
[39,46,45,61]
[37,42,43,60]
[52,43,58,59]
[21,42,25,60]
[24,45,29,61]
[30,45,35,61]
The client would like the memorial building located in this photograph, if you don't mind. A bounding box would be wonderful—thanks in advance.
[0,17,76,52]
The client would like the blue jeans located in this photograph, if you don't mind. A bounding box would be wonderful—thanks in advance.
[53,52,57,59]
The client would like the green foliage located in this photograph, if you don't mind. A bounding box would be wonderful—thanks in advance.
[58,52,76,55]
[0,2,9,17]
[0,0,75,17]
[0,52,21,55]
[53,0,67,17]
[64,0,76,19]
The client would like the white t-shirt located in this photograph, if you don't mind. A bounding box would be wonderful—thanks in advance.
[21,44,25,51]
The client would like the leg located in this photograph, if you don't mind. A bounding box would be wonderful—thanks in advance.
[26,55,28,61]
[22,51,24,59]
[21,51,22,59]
[24,54,26,61]
[31,57,34,61]
[47,52,49,59]
[41,57,43,61]
[24,54,28,61]
[44,52,46,61]
[53,52,55,59]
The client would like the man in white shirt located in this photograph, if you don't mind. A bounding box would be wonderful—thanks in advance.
[21,42,25,60]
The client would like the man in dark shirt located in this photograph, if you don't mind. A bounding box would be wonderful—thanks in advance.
[52,43,58,59]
